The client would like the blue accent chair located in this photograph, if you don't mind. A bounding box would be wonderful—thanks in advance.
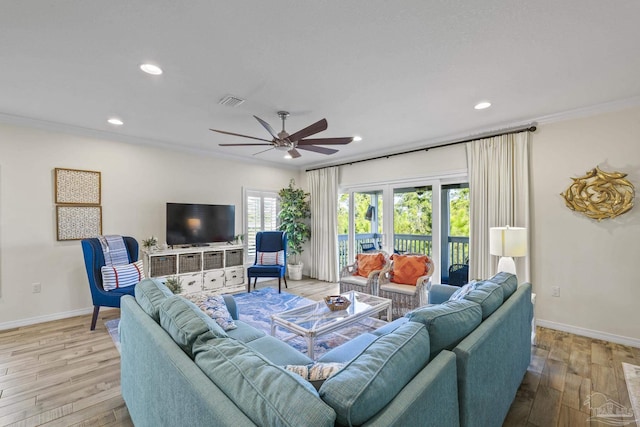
[81,236,139,330]
[247,231,288,293]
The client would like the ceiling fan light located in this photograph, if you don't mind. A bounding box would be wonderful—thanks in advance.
[275,145,290,151]
[284,154,292,159]
[353,136,363,142]
[140,63,163,75]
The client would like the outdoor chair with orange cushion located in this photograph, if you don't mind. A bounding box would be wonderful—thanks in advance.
[377,253,435,319]
[339,251,390,296]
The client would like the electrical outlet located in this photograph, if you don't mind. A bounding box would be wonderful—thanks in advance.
[32,282,41,293]
[552,286,560,297]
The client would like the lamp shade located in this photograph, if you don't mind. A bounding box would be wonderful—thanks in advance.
[489,226,527,257]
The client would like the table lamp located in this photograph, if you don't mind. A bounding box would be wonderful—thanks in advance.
[489,226,527,275]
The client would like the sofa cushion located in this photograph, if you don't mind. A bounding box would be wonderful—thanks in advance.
[406,299,482,359]
[319,321,430,426]
[193,338,336,427]
[158,296,227,358]
[225,320,267,343]
[486,272,518,301]
[246,335,314,366]
[356,252,385,277]
[184,293,236,331]
[463,282,504,319]
[134,278,174,322]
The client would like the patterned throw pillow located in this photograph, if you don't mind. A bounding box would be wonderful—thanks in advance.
[390,254,428,285]
[257,250,285,266]
[185,293,237,331]
[448,281,477,301]
[356,253,386,278]
[285,362,345,390]
[101,260,145,291]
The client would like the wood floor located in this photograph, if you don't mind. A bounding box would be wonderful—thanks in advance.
[0,278,637,427]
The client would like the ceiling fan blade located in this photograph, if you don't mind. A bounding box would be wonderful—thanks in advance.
[287,118,328,143]
[297,137,353,145]
[288,148,301,158]
[210,129,273,143]
[253,116,279,140]
[253,147,275,156]
[219,143,272,146]
[296,145,338,155]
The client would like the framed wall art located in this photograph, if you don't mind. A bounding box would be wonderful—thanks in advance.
[54,168,101,205]
[56,205,102,241]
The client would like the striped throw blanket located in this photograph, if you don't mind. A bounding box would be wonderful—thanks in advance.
[98,235,130,266]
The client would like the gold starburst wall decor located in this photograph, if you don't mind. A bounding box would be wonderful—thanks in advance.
[561,166,635,221]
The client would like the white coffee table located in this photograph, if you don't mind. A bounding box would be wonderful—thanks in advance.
[270,291,392,359]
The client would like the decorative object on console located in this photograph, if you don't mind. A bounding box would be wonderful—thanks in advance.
[489,226,527,275]
[142,236,158,252]
[278,179,310,280]
[560,166,634,221]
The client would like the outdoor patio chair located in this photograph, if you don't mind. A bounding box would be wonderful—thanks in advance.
[377,253,434,319]
[339,250,390,296]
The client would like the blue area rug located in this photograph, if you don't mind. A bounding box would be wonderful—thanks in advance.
[105,287,385,360]
[234,287,385,359]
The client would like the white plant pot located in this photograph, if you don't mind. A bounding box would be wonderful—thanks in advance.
[288,263,303,280]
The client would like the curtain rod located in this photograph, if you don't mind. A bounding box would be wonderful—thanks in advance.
[305,123,537,172]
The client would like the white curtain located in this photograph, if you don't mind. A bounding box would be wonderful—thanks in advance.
[466,132,531,283]
[307,167,339,282]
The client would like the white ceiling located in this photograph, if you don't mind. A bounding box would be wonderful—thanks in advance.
[1,1,640,169]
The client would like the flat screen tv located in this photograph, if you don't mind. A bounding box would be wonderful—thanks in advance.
[166,203,235,246]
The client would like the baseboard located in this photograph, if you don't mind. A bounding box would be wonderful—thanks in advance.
[0,306,117,331]
[537,319,640,348]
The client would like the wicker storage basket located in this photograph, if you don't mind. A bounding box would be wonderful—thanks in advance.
[324,295,351,311]
[203,251,224,270]
[225,249,244,267]
[178,252,202,273]
[149,255,177,277]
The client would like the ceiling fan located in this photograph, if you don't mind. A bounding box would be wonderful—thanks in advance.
[211,111,353,158]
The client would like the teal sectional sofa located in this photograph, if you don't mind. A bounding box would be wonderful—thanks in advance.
[120,273,531,427]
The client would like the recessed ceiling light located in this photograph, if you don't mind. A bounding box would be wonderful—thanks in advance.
[107,117,124,126]
[474,101,492,110]
[353,136,363,142]
[284,154,292,159]
[140,63,163,75]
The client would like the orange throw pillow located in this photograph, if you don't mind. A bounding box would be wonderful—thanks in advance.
[391,254,429,285]
[356,253,385,278]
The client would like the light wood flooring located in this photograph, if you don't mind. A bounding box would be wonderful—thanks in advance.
[0,278,637,426]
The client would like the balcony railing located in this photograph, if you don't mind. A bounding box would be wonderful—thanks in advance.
[338,234,469,270]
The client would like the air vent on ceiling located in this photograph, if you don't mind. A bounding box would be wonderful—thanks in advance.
[218,95,246,107]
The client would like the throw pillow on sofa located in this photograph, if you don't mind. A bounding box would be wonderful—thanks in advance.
[185,292,236,331]
[158,296,228,358]
[284,362,345,390]
[101,260,144,291]
[406,299,482,360]
[355,252,386,277]
[193,338,336,427]
[134,278,174,322]
[319,321,430,426]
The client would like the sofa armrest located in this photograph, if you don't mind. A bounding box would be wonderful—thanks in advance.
[222,294,238,320]
[428,284,459,304]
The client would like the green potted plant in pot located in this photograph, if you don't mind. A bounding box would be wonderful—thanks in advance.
[278,179,311,280]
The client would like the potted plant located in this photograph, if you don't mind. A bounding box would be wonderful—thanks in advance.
[142,236,158,252]
[163,276,182,294]
[278,179,311,280]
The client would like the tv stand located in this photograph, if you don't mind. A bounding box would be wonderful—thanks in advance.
[143,245,245,295]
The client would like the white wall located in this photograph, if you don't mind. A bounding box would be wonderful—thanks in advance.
[0,123,298,327]
[531,106,640,344]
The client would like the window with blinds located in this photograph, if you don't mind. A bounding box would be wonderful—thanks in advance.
[246,190,279,260]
